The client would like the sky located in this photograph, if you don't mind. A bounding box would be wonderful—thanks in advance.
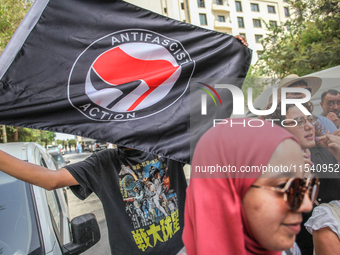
[55,132,76,140]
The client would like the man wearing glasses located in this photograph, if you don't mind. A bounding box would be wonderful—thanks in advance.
[319,89,340,129]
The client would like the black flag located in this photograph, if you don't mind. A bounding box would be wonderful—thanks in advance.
[0,0,252,163]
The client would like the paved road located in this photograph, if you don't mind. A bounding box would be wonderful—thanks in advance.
[64,151,110,255]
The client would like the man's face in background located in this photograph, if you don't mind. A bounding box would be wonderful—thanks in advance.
[321,92,340,116]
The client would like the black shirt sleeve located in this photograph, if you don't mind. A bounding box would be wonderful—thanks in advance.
[64,150,114,200]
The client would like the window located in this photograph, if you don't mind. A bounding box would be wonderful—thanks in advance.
[253,19,262,28]
[197,0,205,8]
[237,17,245,28]
[164,8,167,13]
[269,20,277,27]
[267,5,276,13]
[218,15,226,22]
[255,34,263,43]
[283,0,287,2]
[251,3,259,12]
[239,33,246,39]
[199,13,208,25]
[181,3,185,9]
[235,1,242,12]
[284,7,290,17]
[46,190,62,232]
[286,25,291,31]
[216,0,223,5]
[0,175,44,254]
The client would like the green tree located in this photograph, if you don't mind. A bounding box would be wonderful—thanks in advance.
[242,65,269,102]
[68,139,76,149]
[0,0,31,54]
[0,1,58,144]
[256,0,340,79]
[0,126,56,145]
[39,129,56,147]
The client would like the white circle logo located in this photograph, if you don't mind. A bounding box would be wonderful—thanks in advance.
[68,29,195,121]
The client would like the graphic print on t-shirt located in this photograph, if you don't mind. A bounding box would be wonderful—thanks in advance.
[119,157,180,251]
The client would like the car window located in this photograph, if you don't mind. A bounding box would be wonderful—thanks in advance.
[0,172,44,255]
[51,157,60,169]
[51,154,64,164]
[39,151,64,244]
[45,190,62,233]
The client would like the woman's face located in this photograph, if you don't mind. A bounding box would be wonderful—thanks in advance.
[242,139,313,251]
[284,106,315,150]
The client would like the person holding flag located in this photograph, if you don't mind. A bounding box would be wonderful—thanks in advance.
[0,33,248,254]
[0,145,188,254]
[0,0,251,253]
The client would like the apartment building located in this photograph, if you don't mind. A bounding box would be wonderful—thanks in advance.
[125,0,291,64]
[190,0,291,64]
[125,0,187,22]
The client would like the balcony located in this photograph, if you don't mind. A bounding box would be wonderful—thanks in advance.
[212,1,230,12]
[214,20,232,29]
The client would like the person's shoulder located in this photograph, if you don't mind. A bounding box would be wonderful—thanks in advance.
[318,115,337,129]
[94,148,118,158]
[98,148,117,154]
[311,146,332,155]
[75,149,118,165]
[165,158,186,168]
[329,200,340,208]
[310,146,338,165]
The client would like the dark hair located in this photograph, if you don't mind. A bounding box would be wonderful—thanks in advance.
[289,80,308,87]
[321,89,340,103]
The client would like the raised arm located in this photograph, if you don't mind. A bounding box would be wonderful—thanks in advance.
[313,227,340,255]
[0,149,78,190]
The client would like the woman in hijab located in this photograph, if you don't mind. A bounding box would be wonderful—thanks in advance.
[182,118,317,255]
[262,100,340,255]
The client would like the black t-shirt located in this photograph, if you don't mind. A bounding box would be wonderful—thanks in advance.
[296,147,340,255]
[65,148,187,255]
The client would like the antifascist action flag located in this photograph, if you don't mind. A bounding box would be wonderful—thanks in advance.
[0,0,252,163]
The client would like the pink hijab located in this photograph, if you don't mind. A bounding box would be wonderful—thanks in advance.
[183,118,298,255]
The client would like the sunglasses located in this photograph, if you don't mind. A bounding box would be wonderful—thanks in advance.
[251,174,319,211]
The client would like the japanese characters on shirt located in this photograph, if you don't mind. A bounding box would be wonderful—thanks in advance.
[119,156,180,251]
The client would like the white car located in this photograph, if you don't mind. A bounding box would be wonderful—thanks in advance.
[48,147,70,169]
[0,142,100,255]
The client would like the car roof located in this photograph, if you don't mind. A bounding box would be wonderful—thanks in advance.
[0,142,31,161]
[0,142,52,166]
[47,147,61,153]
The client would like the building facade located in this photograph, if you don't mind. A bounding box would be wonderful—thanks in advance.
[125,0,188,22]
[189,0,291,64]
[125,0,291,65]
